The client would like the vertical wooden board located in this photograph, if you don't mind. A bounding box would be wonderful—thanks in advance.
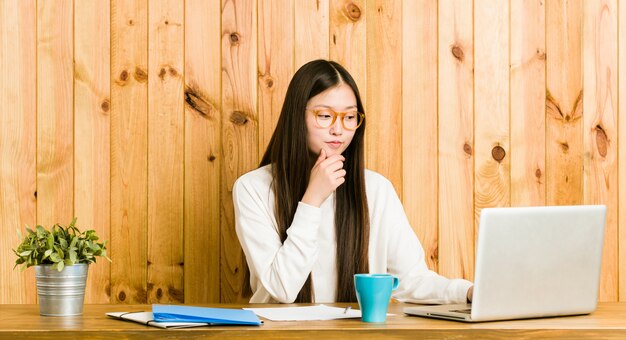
[36,0,73,227]
[258,0,294,160]
[110,0,148,304]
[437,0,474,280]
[184,0,221,303]
[510,0,546,207]
[0,0,37,304]
[147,0,184,304]
[330,0,366,104]
[402,0,438,271]
[74,0,111,304]
[619,0,626,302]
[583,0,618,302]
[546,0,583,206]
[474,0,510,220]
[365,0,402,194]
[221,0,258,303]
[295,0,329,68]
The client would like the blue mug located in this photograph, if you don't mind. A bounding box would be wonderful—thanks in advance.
[354,273,399,322]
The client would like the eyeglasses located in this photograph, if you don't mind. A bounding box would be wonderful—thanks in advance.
[306,108,365,130]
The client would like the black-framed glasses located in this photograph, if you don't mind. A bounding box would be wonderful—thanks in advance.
[306,108,365,130]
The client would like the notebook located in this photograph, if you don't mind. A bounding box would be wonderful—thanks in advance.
[107,304,262,328]
[404,205,606,322]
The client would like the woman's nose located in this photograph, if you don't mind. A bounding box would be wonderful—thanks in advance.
[330,118,343,135]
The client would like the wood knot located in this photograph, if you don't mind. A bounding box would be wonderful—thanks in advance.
[463,143,472,156]
[535,168,542,179]
[164,20,169,25]
[158,68,167,80]
[185,85,213,118]
[168,67,179,77]
[118,291,126,301]
[230,111,249,125]
[101,99,110,112]
[168,286,184,303]
[208,154,216,162]
[128,19,134,26]
[156,288,163,299]
[377,6,383,13]
[34,191,37,198]
[430,245,439,262]
[560,142,569,152]
[345,3,362,21]
[265,77,274,88]
[536,49,546,60]
[230,32,240,45]
[134,66,148,83]
[120,70,129,81]
[491,145,506,162]
[451,45,464,62]
[595,125,608,157]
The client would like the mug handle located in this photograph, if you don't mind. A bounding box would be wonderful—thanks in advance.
[392,276,399,290]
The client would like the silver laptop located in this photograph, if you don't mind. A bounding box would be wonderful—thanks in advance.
[404,205,606,322]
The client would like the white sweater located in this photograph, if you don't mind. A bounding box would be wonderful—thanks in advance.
[233,165,472,304]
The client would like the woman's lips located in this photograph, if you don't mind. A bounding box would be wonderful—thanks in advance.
[326,141,343,149]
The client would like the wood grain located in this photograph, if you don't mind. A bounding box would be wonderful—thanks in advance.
[619,0,626,302]
[295,0,330,68]
[510,0,546,207]
[546,0,583,206]
[110,0,148,304]
[221,0,258,303]
[184,0,222,303]
[6,0,626,305]
[4,303,626,339]
[0,0,37,304]
[74,0,111,304]
[402,0,438,271]
[365,0,402,193]
[474,0,510,220]
[147,0,184,304]
[36,0,74,227]
[583,0,618,302]
[437,0,474,280]
[330,0,366,104]
[258,0,293,160]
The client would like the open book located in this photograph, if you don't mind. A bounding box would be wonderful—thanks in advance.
[107,305,262,329]
[106,311,208,329]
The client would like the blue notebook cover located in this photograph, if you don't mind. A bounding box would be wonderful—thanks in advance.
[152,305,262,326]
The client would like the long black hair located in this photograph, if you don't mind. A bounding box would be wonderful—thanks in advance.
[246,59,369,303]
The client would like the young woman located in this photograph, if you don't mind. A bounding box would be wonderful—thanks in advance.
[233,59,473,304]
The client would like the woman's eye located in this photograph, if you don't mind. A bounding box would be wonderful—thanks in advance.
[345,115,356,121]
[317,114,333,120]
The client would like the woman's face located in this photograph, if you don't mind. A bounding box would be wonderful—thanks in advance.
[305,83,358,158]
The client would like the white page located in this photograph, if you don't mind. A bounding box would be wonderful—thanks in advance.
[244,304,361,321]
[106,311,209,329]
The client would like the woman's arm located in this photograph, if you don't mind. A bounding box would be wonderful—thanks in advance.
[233,175,321,303]
[376,178,473,304]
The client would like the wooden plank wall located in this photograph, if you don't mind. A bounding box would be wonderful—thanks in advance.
[1,0,625,304]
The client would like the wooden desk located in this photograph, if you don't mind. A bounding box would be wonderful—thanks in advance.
[2,302,626,339]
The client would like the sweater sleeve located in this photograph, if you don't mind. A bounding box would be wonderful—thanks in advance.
[233,174,321,303]
[379,178,473,304]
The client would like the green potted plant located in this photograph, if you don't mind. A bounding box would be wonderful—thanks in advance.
[13,218,111,316]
